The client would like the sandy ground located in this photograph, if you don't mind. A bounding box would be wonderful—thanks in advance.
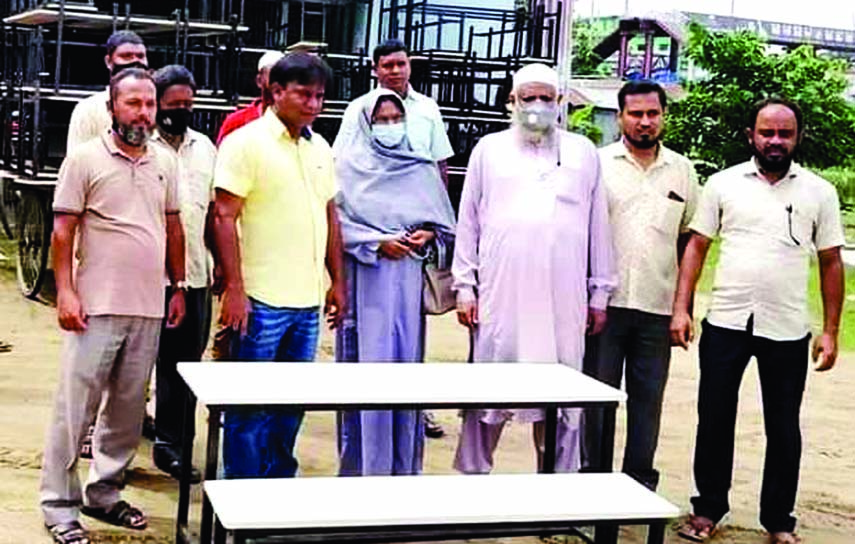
[0,264,853,543]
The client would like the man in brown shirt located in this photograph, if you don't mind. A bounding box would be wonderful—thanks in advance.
[40,68,186,544]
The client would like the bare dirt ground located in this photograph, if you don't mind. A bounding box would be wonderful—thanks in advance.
[0,264,853,543]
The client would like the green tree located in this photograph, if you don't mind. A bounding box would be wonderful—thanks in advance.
[571,20,608,76]
[566,105,603,145]
[664,22,855,178]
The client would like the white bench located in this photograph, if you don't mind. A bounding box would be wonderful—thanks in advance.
[176,362,635,544]
[205,473,679,544]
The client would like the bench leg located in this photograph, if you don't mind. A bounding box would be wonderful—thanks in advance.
[647,521,666,544]
[175,390,197,543]
[214,515,226,544]
[201,408,222,544]
[542,406,558,474]
[594,523,618,544]
[597,404,617,472]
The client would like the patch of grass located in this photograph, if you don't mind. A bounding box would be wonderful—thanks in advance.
[0,237,15,274]
[696,239,855,351]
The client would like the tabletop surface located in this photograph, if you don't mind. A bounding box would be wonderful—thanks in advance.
[205,472,680,530]
[178,362,626,408]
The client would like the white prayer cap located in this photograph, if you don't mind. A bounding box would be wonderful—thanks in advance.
[512,63,559,92]
[257,50,285,72]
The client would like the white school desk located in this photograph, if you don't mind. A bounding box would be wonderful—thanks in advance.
[176,362,628,544]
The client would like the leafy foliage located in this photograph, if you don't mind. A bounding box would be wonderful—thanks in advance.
[571,20,609,76]
[664,22,855,176]
[812,166,855,210]
[566,105,603,145]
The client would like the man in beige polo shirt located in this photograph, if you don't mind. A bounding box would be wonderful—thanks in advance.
[40,68,186,544]
[672,97,844,544]
[582,80,699,491]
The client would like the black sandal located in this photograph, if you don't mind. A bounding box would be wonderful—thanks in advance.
[81,500,147,530]
[46,521,90,544]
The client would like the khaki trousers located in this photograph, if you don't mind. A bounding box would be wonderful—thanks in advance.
[40,315,161,526]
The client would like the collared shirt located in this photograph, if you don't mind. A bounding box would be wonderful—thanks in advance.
[52,133,180,318]
[600,141,700,316]
[690,160,845,341]
[67,89,112,154]
[214,109,336,308]
[216,98,264,146]
[335,85,454,161]
[152,128,217,289]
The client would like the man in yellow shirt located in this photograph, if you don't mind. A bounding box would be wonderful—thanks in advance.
[212,53,346,479]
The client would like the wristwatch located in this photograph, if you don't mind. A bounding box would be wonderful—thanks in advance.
[172,280,188,291]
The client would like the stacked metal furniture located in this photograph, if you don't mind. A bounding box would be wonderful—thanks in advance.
[0,0,257,296]
[378,0,564,205]
[0,0,562,298]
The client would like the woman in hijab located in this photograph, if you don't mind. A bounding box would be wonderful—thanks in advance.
[334,89,456,476]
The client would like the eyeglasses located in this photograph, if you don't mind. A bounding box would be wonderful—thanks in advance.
[785,204,800,246]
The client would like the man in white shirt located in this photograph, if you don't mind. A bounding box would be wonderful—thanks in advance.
[66,30,148,153]
[583,80,699,491]
[150,65,217,483]
[335,39,454,186]
[672,97,845,544]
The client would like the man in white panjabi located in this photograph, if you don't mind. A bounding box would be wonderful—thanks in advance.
[451,63,617,473]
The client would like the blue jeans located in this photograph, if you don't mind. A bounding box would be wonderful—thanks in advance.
[222,300,319,479]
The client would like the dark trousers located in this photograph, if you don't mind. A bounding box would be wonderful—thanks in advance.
[154,287,212,452]
[691,319,809,533]
[582,307,672,490]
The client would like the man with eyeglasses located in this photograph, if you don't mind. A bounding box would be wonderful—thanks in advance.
[451,63,616,473]
[672,97,845,544]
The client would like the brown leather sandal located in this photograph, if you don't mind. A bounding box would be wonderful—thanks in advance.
[677,514,717,542]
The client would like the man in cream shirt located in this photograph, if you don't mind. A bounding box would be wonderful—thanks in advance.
[583,80,699,491]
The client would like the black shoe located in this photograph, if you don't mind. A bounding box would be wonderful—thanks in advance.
[423,412,445,439]
[153,446,202,484]
[142,415,157,441]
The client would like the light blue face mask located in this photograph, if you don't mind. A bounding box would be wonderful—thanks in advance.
[373,122,406,148]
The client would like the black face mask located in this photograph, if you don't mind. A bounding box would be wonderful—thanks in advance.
[157,108,192,136]
[111,61,148,76]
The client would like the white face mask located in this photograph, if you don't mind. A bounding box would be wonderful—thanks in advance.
[373,122,406,148]
[514,101,559,133]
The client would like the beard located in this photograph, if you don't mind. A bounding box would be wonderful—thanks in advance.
[623,132,660,150]
[753,144,795,174]
[112,116,151,146]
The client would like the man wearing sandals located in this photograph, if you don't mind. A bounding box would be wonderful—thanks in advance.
[40,68,186,544]
[671,97,845,544]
